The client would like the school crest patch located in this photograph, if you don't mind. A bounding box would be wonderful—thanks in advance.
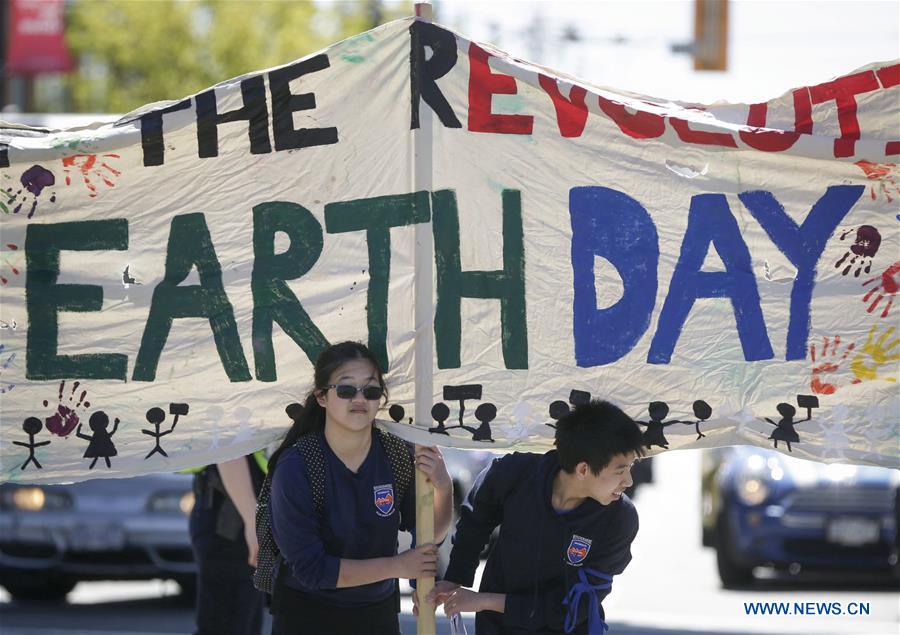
[374,484,395,516]
[566,534,592,566]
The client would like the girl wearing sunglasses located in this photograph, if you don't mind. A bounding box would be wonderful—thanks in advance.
[266,341,453,634]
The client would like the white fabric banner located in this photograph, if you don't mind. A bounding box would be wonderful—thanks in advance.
[1,18,898,484]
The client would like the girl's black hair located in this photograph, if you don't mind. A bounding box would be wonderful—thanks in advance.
[267,341,386,475]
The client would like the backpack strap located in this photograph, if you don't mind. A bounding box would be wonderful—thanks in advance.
[296,432,327,517]
[252,472,278,594]
[252,433,325,596]
[375,427,415,508]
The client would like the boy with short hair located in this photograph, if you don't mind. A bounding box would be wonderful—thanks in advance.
[427,399,645,634]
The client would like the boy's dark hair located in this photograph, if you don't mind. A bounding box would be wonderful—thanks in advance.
[554,399,645,474]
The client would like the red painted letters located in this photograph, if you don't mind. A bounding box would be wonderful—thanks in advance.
[538,74,588,138]
[809,70,880,158]
[467,44,534,134]
[596,96,665,139]
[739,89,813,152]
[669,113,737,148]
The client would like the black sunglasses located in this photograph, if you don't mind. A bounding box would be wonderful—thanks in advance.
[323,384,384,400]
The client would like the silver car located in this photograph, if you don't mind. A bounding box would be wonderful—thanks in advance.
[0,473,196,602]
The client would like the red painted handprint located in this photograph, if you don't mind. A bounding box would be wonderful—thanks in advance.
[62,153,121,197]
[855,160,900,203]
[862,261,900,318]
[809,336,855,395]
[43,380,92,437]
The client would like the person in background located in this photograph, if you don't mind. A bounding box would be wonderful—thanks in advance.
[426,399,646,635]
[190,453,267,635]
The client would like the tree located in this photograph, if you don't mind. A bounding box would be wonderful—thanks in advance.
[64,0,409,113]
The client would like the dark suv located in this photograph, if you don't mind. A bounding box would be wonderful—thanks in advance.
[701,447,899,588]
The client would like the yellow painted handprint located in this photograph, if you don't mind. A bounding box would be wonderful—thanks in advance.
[851,324,900,383]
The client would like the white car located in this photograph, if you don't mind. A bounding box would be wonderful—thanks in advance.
[0,473,196,602]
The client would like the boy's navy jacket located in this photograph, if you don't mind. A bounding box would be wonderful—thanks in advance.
[269,429,415,607]
[444,451,639,635]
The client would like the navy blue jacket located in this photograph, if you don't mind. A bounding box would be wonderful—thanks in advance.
[444,451,638,634]
[269,430,415,607]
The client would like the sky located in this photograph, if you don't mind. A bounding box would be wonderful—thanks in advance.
[425,0,899,104]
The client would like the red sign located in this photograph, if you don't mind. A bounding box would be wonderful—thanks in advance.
[6,0,75,74]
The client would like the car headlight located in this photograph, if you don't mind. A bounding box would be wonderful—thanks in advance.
[0,486,71,511]
[736,474,769,505]
[734,454,772,505]
[148,491,195,515]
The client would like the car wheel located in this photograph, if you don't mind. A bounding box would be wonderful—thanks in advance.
[715,515,754,589]
[4,577,76,603]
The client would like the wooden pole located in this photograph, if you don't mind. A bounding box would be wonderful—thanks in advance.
[415,446,436,635]
[413,3,436,635]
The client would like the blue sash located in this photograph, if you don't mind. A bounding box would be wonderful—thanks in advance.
[563,567,613,634]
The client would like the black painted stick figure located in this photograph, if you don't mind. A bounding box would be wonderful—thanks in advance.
[13,417,50,470]
[682,400,713,440]
[546,390,591,429]
[143,403,189,459]
[388,404,413,425]
[429,402,451,435]
[76,411,119,469]
[471,403,496,442]
[765,395,818,452]
[428,385,496,442]
[636,402,684,450]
